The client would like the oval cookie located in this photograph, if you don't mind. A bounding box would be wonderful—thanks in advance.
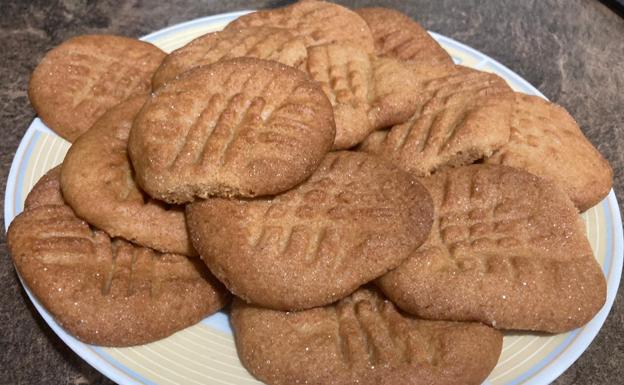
[377,164,607,332]
[7,167,229,346]
[29,34,165,142]
[356,7,454,65]
[360,66,513,175]
[187,151,433,310]
[226,0,375,53]
[61,95,195,256]
[231,287,502,385]
[485,93,613,212]
[129,57,335,203]
[152,27,308,89]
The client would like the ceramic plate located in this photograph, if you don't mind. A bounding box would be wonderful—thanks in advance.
[4,11,623,385]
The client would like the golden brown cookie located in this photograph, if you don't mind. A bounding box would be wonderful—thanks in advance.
[356,7,454,66]
[60,95,195,256]
[226,0,375,53]
[303,43,420,149]
[359,66,513,175]
[231,287,503,385]
[377,164,606,333]
[151,27,308,89]
[485,93,613,212]
[28,34,165,142]
[7,167,230,346]
[187,151,433,311]
[129,57,335,203]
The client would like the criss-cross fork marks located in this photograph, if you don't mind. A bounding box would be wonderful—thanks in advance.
[426,169,561,279]
[229,1,371,50]
[392,72,510,155]
[494,96,575,164]
[333,291,438,368]
[374,26,443,62]
[101,239,164,298]
[306,44,372,107]
[246,154,401,264]
[68,50,157,116]
[179,28,304,69]
[21,202,194,299]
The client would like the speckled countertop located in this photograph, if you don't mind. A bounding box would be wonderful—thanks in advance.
[1,1,622,384]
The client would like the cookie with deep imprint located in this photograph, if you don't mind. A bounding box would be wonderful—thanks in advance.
[356,7,454,66]
[7,167,229,346]
[151,27,308,89]
[485,93,613,212]
[231,286,503,385]
[29,34,165,142]
[61,95,195,256]
[226,0,375,53]
[303,43,421,149]
[129,57,335,203]
[187,151,433,310]
[360,66,513,175]
[377,164,606,332]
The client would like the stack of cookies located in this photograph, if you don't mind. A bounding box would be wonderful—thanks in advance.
[9,1,613,384]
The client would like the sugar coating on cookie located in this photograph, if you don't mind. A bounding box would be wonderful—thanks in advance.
[302,43,421,149]
[231,287,503,385]
[187,151,433,311]
[356,7,454,65]
[485,93,613,212]
[360,66,513,175]
[28,34,165,142]
[152,27,308,89]
[61,95,195,256]
[377,164,606,332]
[129,57,336,203]
[7,167,229,346]
[226,0,375,53]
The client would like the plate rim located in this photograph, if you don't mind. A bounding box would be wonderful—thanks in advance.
[4,10,623,385]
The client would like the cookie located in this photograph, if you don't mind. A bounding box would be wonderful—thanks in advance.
[152,27,308,89]
[187,151,433,310]
[226,0,375,53]
[359,66,513,176]
[231,286,503,385]
[377,164,607,332]
[356,7,454,66]
[485,93,613,211]
[7,167,230,346]
[129,57,335,203]
[303,43,420,149]
[60,95,195,256]
[28,34,165,142]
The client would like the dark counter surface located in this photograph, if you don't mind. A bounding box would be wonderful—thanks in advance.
[1,1,622,384]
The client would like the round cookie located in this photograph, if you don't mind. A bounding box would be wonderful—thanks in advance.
[187,151,433,311]
[7,167,229,347]
[152,27,308,89]
[231,287,503,385]
[485,93,613,212]
[356,7,454,65]
[226,0,375,53]
[61,95,195,256]
[377,164,607,332]
[129,57,335,203]
[29,34,165,142]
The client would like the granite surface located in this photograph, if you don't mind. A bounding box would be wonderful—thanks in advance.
[1,0,622,384]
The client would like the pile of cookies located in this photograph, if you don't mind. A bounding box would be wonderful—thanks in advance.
[9,1,613,384]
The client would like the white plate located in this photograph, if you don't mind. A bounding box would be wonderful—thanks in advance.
[4,11,623,385]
